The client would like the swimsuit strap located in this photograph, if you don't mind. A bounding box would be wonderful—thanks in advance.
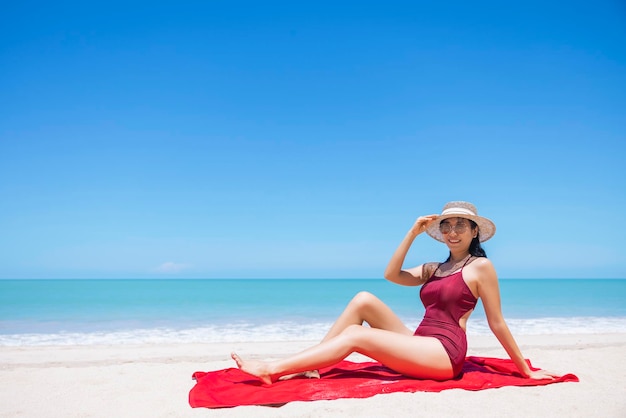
[433,255,473,278]
[431,262,443,278]
[461,255,474,268]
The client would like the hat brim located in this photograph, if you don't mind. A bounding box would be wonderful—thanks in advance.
[425,214,496,243]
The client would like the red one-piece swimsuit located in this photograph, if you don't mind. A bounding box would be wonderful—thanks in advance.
[413,265,478,377]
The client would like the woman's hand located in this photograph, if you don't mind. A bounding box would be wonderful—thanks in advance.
[410,214,439,236]
[526,369,561,380]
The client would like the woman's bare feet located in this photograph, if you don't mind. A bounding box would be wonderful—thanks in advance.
[231,352,274,385]
[278,369,321,381]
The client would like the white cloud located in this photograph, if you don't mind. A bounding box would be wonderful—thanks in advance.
[155,262,190,274]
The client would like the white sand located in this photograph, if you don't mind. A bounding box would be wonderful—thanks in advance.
[1,333,625,418]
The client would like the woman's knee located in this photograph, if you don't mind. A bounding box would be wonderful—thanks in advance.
[338,324,366,347]
[349,291,379,310]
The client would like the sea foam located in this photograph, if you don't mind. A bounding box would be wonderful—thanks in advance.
[1,316,625,346]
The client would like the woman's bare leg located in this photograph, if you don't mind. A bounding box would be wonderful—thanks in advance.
[277,291,413,380]
[232,324,453,385]
[321,291,413,342]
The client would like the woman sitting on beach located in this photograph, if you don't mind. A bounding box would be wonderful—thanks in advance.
[232,201,559,384]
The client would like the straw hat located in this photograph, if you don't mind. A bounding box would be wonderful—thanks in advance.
[425,201,496,243]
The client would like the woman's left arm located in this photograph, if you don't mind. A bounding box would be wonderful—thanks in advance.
[475,259,560,380]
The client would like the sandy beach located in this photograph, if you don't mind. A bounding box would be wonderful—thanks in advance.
[1,333,624,418]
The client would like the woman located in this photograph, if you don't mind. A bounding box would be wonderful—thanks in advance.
[232,201,559,384]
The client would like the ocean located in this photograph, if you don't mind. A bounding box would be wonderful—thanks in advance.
[1,279,625,346]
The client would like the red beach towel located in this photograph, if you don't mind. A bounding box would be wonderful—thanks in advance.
[189,356,578,408]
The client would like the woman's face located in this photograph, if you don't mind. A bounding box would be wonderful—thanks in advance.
[439,217,476,249]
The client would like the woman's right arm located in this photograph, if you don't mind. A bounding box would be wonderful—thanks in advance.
[383,215,439,286]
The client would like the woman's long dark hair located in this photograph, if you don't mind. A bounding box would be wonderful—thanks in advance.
[444,220,487,262]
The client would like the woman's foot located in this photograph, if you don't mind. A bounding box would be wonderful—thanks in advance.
[278,369,321,381]
[231,352,274,385]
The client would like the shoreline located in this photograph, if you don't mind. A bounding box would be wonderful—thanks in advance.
[1,333,625,417]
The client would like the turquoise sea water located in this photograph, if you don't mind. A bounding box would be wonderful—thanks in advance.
[1,279,625,346]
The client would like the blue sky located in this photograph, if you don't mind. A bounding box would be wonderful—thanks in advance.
[1,1,625,279]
